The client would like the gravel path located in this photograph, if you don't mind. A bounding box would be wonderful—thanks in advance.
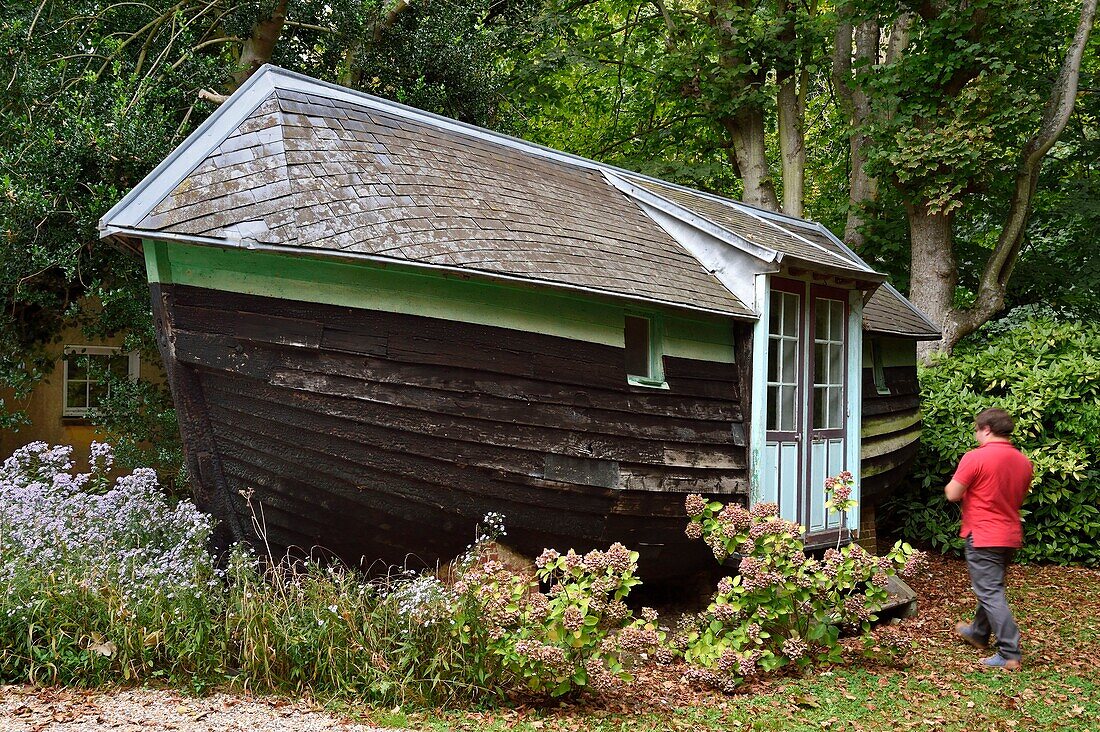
[0,686,402,732]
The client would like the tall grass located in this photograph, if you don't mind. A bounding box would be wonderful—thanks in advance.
[0,442,501,705]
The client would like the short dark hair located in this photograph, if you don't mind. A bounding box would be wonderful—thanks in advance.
[976,407,1014,437]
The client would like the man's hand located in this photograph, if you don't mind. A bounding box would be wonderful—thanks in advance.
[944,479,967,502]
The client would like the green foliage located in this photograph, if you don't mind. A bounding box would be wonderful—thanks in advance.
[510,0,829,193]
[674,493,923,692]
[0,441,647,704]
[88,369,186,490]
[0,0,541,432]
[448,543,642,698]
[856,0,1081,214]
[891,312,1100,565]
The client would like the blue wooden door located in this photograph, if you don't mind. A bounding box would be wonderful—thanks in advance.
[763,280,850,537]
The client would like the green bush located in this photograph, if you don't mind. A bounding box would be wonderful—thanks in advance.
[674,492,923,692]
[892,312,1100,565]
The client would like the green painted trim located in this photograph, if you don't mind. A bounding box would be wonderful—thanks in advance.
[143,240,738,362]
[143,240,173,285]
[860,423,921,460]
[862,410,921,437]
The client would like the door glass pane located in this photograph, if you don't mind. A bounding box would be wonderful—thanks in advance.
[830,300,844,337]
[815,303,828,340]
[814,342,825,383]
[770,296,781,331]
[782,339,797,382]
[829,387,843,429]
[768,339,778,382]
[829,344,843,386]
[782,293,798,335]
[813,387,824,429]
[778,385,796,431]
[767,386,778,430]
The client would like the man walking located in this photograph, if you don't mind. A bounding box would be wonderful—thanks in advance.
[944,407,1033,670]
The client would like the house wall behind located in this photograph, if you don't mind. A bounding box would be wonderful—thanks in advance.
[0,325,165,471]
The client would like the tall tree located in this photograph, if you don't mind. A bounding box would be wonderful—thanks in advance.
[519,0,1095,357]
[847,0,1096,355]
[513,0,829,214]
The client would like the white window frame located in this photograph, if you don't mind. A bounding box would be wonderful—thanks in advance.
[62,345,140,418]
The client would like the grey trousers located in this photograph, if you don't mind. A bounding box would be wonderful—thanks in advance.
[965,536,1022,660]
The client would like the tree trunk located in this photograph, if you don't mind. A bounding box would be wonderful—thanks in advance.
[833,15,880,250]
[906,202,956,361]
[913,0,1096,359]
[776,71,804,217]
[231,0,290,90]
[722,108,780,211]
[775,0,806,218]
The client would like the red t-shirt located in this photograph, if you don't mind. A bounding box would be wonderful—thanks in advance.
[953,441,1033,548]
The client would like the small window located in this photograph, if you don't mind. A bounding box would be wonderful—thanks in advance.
[625,315,667,389]
[63,346,140,417]
[870,339,890,395]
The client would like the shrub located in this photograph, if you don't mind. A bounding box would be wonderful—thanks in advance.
[676,491,923,692]
[891,312,1100,564]
[446,542,642,697]
[0,442,643,704]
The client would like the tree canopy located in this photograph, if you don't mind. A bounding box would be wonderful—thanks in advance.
[0,0,542,431]
[0,0,1096,436]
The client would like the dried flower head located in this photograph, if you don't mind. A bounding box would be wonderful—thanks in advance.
[685,493,707,518]
[750,502,779,519]
[535,548,560,569]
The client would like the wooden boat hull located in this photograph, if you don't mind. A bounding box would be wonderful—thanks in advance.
[151,283,750,582]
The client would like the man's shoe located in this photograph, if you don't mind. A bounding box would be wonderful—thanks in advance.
[955,622,990,651]
[980,653,1022,671]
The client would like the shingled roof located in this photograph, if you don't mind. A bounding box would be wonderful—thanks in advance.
[100,65,938,337]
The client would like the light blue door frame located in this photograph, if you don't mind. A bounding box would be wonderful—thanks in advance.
[751,277,862,538]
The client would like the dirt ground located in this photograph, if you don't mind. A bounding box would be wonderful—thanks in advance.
[0,686,395,732]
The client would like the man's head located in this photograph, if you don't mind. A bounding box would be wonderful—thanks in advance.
[975,407,1014,445]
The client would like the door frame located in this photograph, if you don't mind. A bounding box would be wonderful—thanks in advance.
[750,275,864,543]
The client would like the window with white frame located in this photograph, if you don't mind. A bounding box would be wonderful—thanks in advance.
[624,314,668,389]
[62,346,140,417]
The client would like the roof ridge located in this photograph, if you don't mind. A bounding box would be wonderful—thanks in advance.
[605,171,781,265]
[620,173,869,272]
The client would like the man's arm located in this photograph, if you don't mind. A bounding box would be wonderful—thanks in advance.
[944,479,967,502]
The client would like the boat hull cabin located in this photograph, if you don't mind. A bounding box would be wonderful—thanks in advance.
[101,66,937,581]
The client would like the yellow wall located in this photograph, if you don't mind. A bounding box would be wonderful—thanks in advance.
[0,325,164,472]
